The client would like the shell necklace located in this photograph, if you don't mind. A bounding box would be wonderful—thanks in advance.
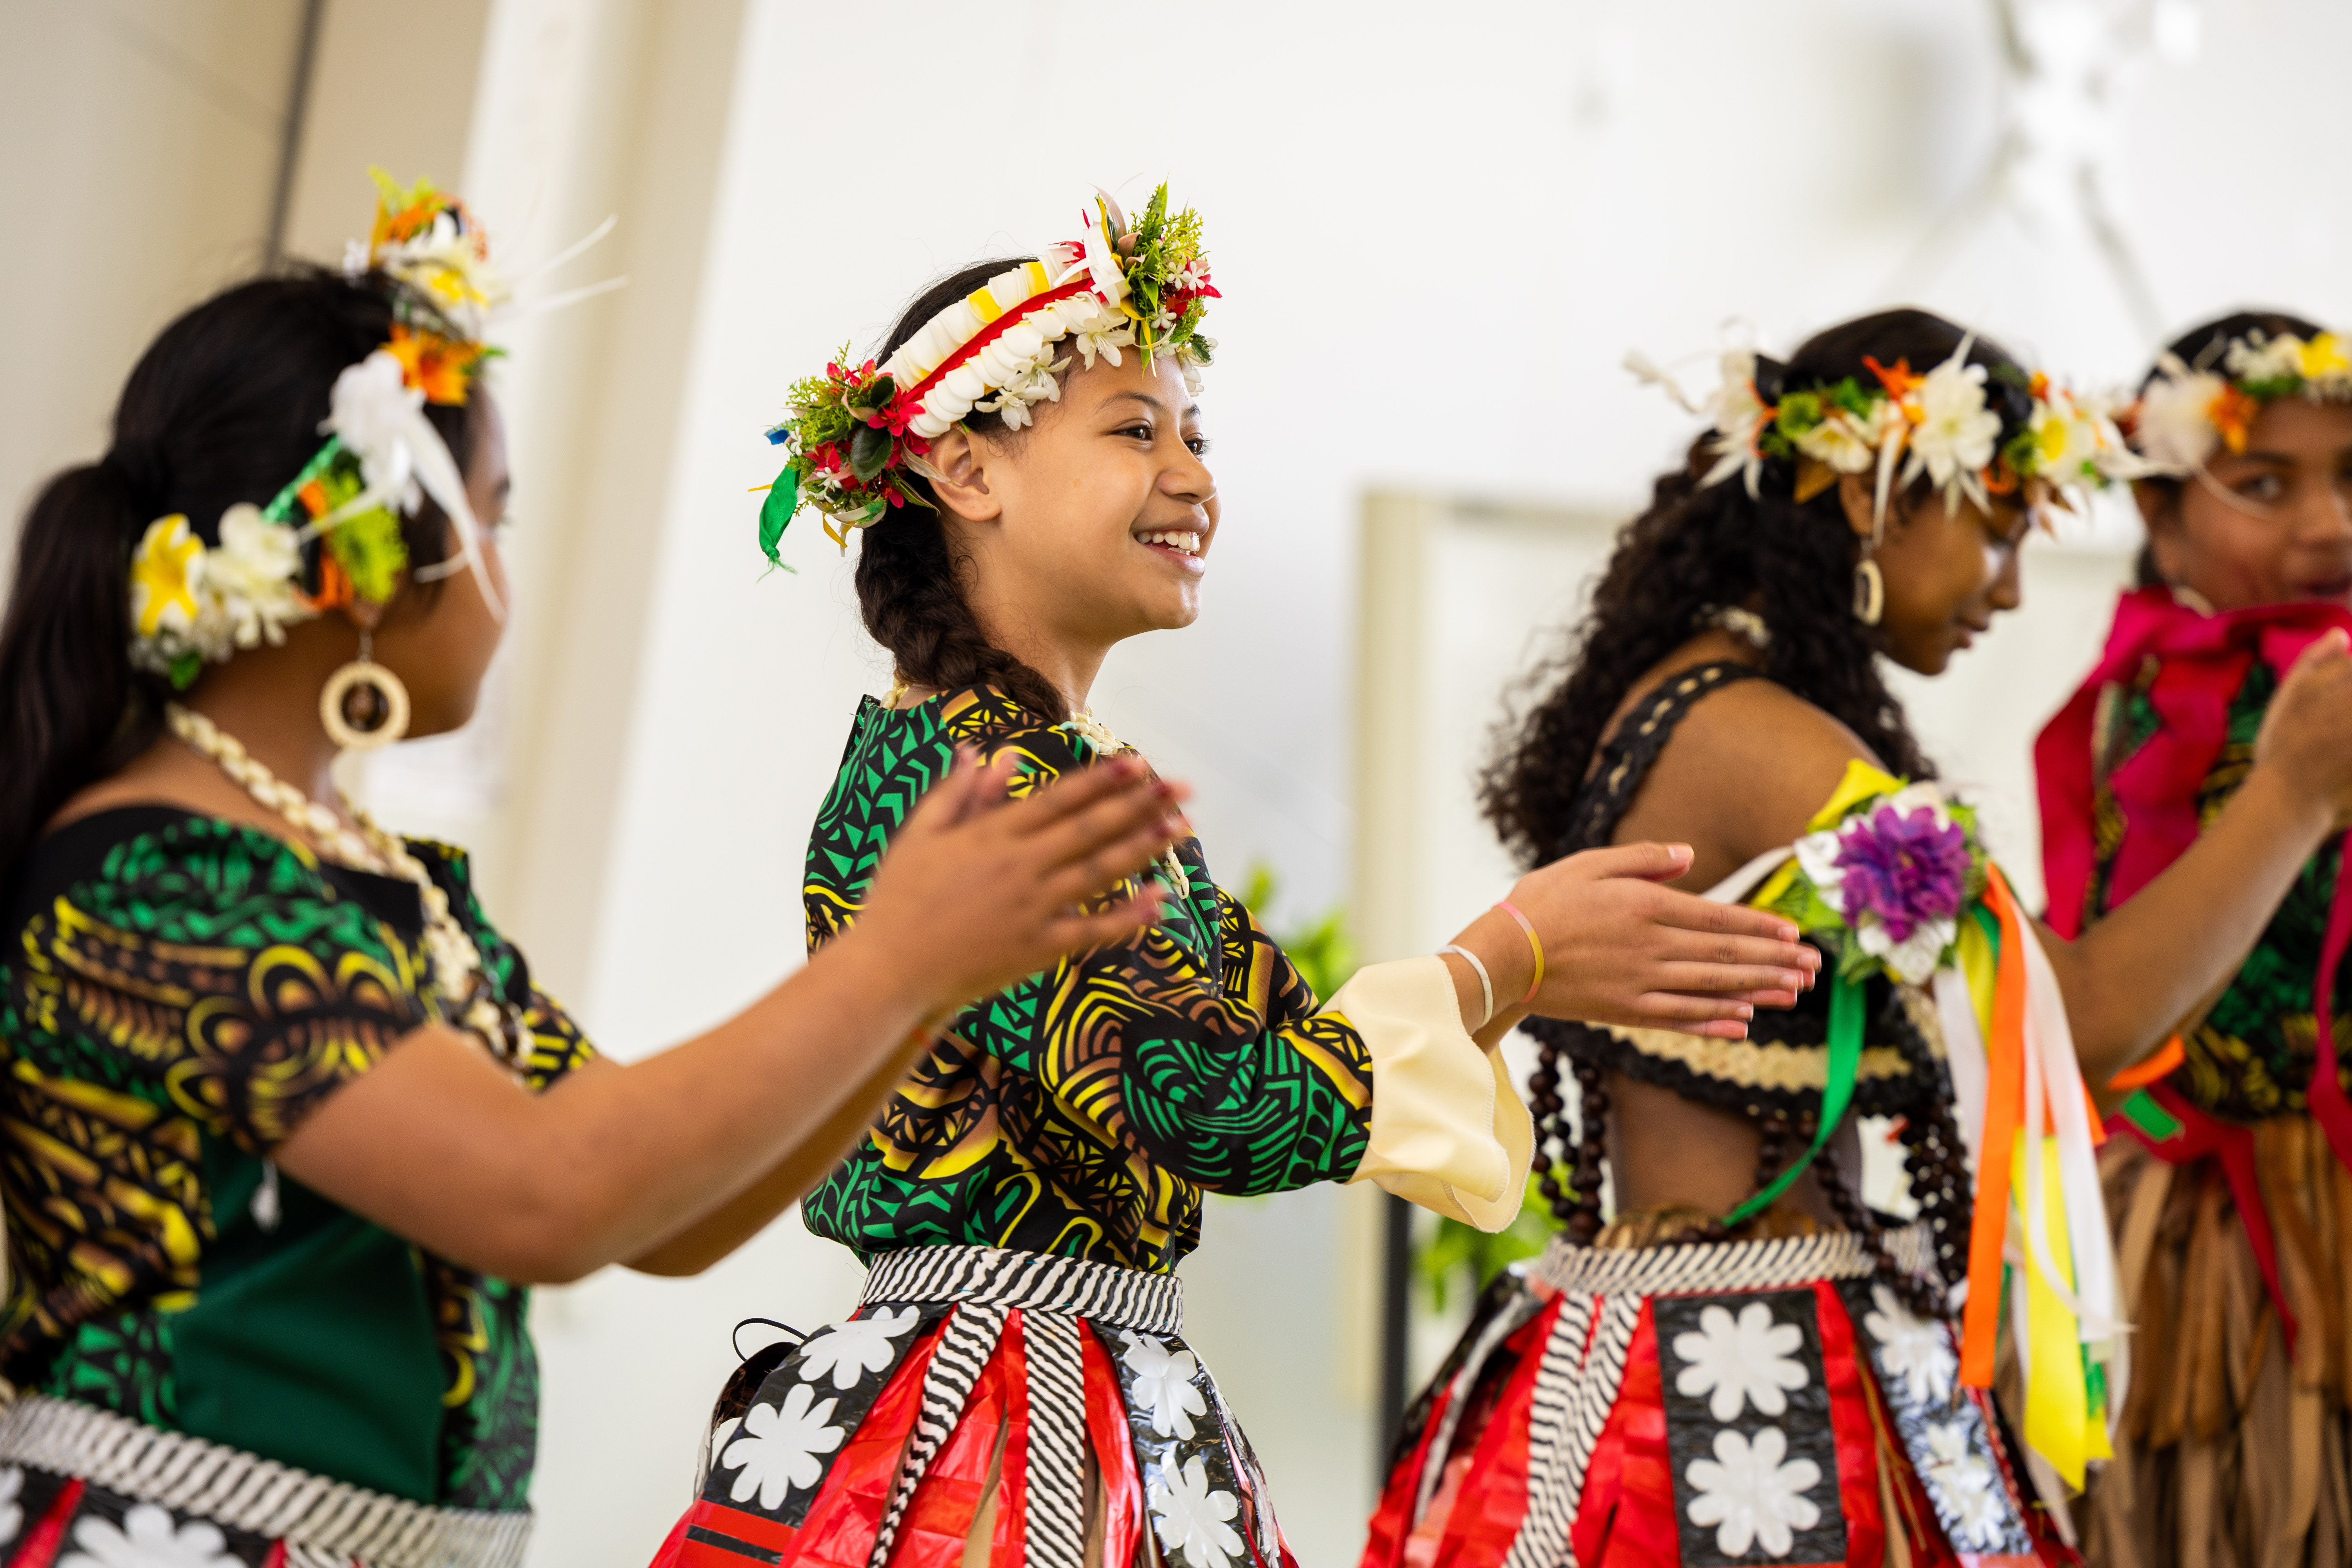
[164,702,530,1078]
[882,679,1192,904]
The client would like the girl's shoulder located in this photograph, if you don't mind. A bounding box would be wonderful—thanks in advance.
[11,806,334,927]
[1604,655,1891,879]
[850,684,1097,779]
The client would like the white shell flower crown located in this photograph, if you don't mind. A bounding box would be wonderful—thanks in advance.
[755,183,1218,566]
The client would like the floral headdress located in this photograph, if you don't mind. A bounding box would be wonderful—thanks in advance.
[1629,335,2139,532]
[756,183,1218,566]
[2128,327,2352,473]
[129,172,507,689]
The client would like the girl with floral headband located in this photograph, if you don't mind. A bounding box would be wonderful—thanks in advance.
[1359,308,2352,1568]
[2045,310,2352,1564]
[652,186,1820,1568]
[0,174,1188,1568]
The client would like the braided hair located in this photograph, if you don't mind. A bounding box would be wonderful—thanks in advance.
[1501,308,2026,1315]
[849,261,1070,722]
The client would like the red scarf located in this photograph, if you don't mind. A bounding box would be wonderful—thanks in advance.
[2035,586,2352,1347]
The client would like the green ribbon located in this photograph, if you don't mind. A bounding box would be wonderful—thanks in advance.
[260,436,349,525]
[1724,969,1863,1227]
[2119,1087,2183,1143]
[758,463,800,574]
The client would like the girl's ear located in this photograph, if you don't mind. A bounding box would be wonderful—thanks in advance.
[925,427,1003,526]
[1835,470,1882,541]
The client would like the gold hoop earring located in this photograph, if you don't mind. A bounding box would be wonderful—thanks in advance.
[319,632,411,751]
[1852,556,1885,626]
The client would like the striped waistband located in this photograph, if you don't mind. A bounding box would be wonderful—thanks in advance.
[860,1244,1183,1336]
[1531,1223,1935,1299]
[0,1395,530,1568]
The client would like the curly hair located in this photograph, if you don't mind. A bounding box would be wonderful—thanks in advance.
[1480,309,2036,869]
[1492,308,2032,1312]
[847,261,1068,722]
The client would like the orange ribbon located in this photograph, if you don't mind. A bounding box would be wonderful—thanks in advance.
[1960,865,2031,1388]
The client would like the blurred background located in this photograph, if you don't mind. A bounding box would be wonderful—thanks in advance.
[3,0,2349,1561]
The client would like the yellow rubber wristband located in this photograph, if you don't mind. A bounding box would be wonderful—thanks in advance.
[1492,899,1544,1007]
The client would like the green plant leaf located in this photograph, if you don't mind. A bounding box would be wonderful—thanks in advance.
[850,424,892,482]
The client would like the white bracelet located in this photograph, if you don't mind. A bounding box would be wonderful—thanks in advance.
[1438,944,1495,1029]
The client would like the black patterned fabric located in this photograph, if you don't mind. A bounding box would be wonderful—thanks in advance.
[0,808,595,1508]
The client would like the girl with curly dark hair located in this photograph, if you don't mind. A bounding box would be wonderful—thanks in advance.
[1361,308,2352,1568]
[2047,310,2352,1564]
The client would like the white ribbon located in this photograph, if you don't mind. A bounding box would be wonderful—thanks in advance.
[312,350,504,621]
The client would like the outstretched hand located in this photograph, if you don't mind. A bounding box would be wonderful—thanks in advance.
[2255,628,2352,824]
[850,748,1189,1016]
[1494,841,1818,1039]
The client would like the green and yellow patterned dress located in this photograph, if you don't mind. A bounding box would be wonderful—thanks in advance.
[0,806,593,1565]
[658,684,1528,1568]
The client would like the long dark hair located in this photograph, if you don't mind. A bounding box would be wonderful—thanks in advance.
[0,270,474,887]
[1499,308,2026,1312]
[1481,309,2034,869]
[2131,308,2327,588]
[849,261,1068,721]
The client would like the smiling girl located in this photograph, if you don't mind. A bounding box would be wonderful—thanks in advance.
[2046,311,2352,1564]
[1360,309,2352,1568]
[0,174,1196,1568]
[653,189,1820,1568]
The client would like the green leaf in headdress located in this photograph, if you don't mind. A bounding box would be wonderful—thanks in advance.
[758,463,801,575]
[849,424,893,482]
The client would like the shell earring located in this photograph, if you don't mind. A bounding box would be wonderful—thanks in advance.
[319,631,411,751]
[1851,555,1886,626]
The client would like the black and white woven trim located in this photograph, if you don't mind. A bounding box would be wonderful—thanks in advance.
[860,1244,1182,1336]
[0,1395,532,1568]
[1530,1223,1935,1299]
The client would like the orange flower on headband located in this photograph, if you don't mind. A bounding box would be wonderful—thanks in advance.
[1864,355,1923,404]
[385,324,482,405]
[2206,383,2259,455]
[370,171,466,252]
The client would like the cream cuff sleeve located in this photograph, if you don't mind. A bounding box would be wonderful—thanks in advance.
[1331,955,1534,1233]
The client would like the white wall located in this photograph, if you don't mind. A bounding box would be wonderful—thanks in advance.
[11,2,2352,1563]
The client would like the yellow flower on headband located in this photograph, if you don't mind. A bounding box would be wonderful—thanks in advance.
[2300,332,2350,381]
[129,515,204,638]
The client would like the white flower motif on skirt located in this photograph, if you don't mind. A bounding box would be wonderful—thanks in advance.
[1147,1448,1246,1568]
[1684,1426,1822,1559]
[0,1466,21,1545]
[720,1381,848,1510]
[797,1304,922,1390]
[1121,1329,1208,1439]
[1672,1300,1809,1421]
[1861,1284,1956,1406]
[58,1504,241,1568]
[1919,1420,2004,1548]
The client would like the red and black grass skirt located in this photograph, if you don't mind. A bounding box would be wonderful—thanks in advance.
[1360,1227,2073,1568]
[651,1245,1292,1568]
